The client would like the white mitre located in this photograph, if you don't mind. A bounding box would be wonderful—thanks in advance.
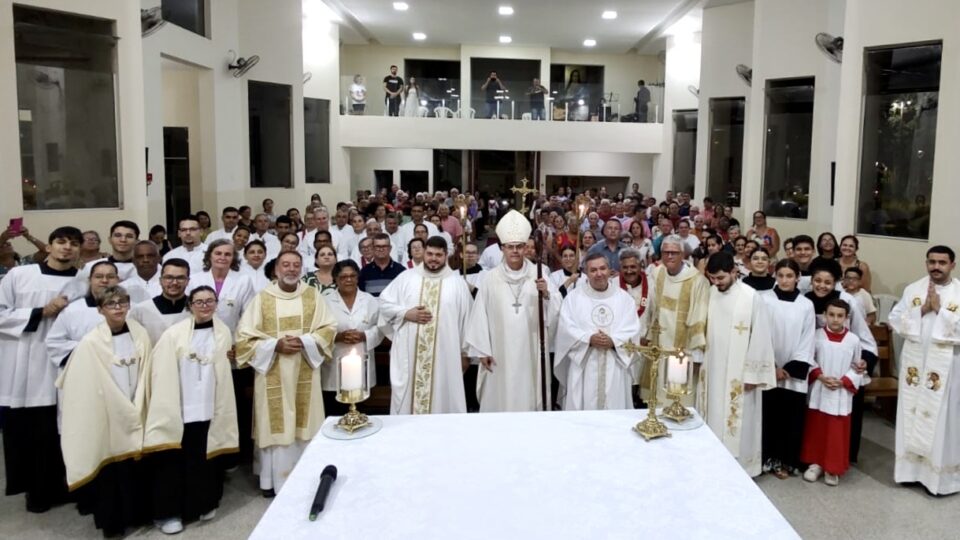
[495,210,532,245]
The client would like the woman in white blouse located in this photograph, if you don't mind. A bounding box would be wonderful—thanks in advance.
[322,260,383,415]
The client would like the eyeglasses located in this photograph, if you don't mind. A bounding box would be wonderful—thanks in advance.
[191,299,217,307]
[661,250,682,257]
[161,275,188,282]
[102,301,130,310]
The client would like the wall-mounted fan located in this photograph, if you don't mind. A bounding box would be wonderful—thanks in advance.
[228,50,260,78]
[141,6,166,38]
[687,85,699,97]
[735,64,752,87]
[815,32,843,63]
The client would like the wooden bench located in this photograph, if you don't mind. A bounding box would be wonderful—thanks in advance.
[865,323,898,423]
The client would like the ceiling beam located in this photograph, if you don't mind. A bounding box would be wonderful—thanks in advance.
[629,0,702,54]
[322,0,380,45]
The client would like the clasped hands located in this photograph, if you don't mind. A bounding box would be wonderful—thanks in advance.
[922,281,941,315]
[589,331,615,350]
[336,329,365,345]
[274,335,304,354]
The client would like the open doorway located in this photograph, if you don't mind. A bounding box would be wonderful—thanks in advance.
[160,57,205,234]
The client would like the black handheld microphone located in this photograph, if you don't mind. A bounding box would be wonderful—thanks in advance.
[308,465,338,521]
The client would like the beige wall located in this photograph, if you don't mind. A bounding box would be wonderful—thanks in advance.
[0,0,146,241]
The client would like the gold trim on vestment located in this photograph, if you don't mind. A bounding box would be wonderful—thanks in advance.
[295,357,313,428]
[67,451,142,492]
[726,379,743,437]
[674,278,693,349]
[261,294,278,335]
[412,277,443,414]
[140,443,183,455]
[206,446,240,460]
[261,293,285,434]
[279,316,301,332]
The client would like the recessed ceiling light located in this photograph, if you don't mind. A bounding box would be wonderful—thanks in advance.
[412,32,426,40]
[499,35,512,44]
[393,2,409,11]
[602,10,617,20]
[498,6,514,16]
[583,38,597,47]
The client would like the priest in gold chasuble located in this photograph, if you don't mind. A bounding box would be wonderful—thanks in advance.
[236,251,337,494]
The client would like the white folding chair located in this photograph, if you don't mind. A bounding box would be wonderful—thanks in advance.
[434,106,455,118]
[417,106,429,118]
[521,113,532,121]
[457,107,476,119]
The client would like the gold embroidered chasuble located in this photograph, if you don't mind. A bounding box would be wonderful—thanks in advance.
[236,282,337,448]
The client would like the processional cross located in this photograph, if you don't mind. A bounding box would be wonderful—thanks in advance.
[510,177,537,214]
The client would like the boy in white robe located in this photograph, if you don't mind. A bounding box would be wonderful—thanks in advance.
[801,299,866,486]
[47,260,119,369]
[0,226,81,513]
[555,253,640,411]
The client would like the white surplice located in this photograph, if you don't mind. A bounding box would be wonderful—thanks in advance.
[0,263,81,407]
[249,233,281,262]
[47,297,103,368]
[128,296,192,345]
[188,270,256,334]
[324,290,384,391]
[163,243,208,274]
[120,272,162,304]
[378,264,472,415]
[699,280,776,477]
[397,221,440,255]
[554,283,640,411]
[240,262,272,292]
[889,276,960,494]
[761,290,816,393]
[479,243,503,271]
[465,261,561,412]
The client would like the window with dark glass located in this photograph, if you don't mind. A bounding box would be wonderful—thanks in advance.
[470,58,540,119]
[761,77,814,219]
[672,109,698,197]
[857,42,941,239]
[14,6,120,210]
[706,97,745,207]
[248,81,292,188]
[162,0,207,37]
[433,150,463,193]
[304,98,330,184]
[403,60,461,117]
[549,64,605,121]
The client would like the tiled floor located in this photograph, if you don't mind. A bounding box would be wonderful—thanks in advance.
[1,410,958,539]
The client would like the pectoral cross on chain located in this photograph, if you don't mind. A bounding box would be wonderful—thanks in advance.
[510,177,537,214]
[734,322,750,335]
[512,300,522,314]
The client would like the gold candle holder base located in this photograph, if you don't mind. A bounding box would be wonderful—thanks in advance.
[335,402,370,434]
[661,396,692,423]
[634,411,671,441]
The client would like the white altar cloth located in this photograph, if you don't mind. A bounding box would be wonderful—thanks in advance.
[250,410,798,540]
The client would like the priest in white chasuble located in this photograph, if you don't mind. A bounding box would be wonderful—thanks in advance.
[555,253,640,411]
[0,226,81,513]
[645,235,709,406]
[466,210,561,412]
[128,258,192,344]
[236,251,337,495]
[379,236,473,415]
[700,252,776,478]
[889,245,960,495]
[58,286,153,537]
[143,286,238,533]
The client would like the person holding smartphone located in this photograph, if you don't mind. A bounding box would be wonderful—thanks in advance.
[481,70,506,119]
[527,78,548,120]
[1,220,47,281]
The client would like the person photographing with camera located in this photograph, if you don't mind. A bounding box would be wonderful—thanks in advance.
[481,70,507,119]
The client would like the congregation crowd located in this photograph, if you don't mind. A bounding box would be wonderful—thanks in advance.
[1,184,957,537]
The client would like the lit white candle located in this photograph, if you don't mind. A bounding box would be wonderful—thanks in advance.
[340,351,364,391]
[666,355,688,386]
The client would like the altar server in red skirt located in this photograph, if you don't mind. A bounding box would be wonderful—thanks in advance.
[801,298,868,486]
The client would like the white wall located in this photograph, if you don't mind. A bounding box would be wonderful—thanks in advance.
[742,0,844,244]
[348,148,434,194]
[0,0,146,239]
[832,0,960,294]
[695,1,753,211]
[653,32,702,199]
[540,152,655,196]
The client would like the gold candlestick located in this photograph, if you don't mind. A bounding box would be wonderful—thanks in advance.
[662,352,693,423]
[336,388,371,434]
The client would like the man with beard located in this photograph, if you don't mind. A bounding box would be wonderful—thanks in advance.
[81,220,139,281]
[616,249,652,402]
[701,252,776,477]
[466,211,561,412]
[0,226,81,512]
[235,250,337,496]
[889,245,960,494]
[128,258,192,344]
[164,215,209,274]
[379,237,473,414]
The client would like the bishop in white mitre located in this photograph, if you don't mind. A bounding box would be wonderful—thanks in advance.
[555,253,640,410]
[700,252,776,477]
[889,246,960,495]
[466,210,561,412]
[379,236,473,414]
